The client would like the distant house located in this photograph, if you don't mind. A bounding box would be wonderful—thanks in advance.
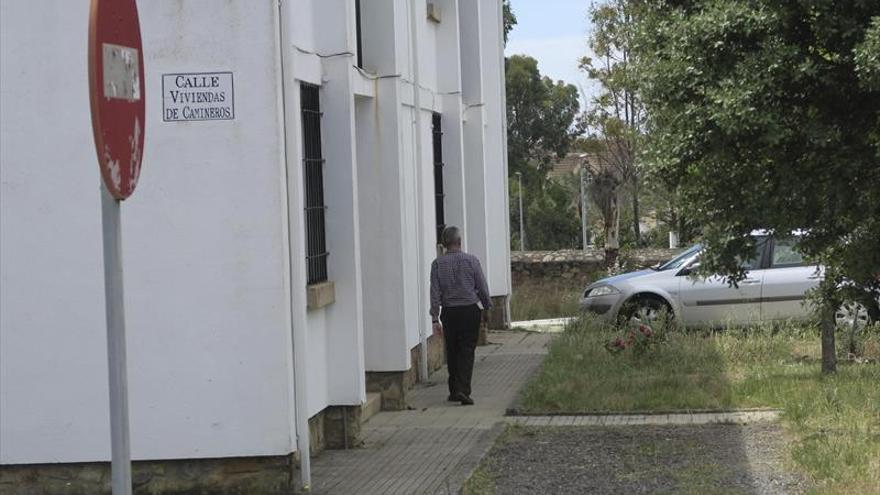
[546,152,612,183]
[546,152,659,238]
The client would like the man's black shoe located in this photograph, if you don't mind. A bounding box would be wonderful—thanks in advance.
[449,392,466,402]
[459,396,474,406]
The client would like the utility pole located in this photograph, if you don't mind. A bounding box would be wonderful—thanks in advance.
[516,171,525,251]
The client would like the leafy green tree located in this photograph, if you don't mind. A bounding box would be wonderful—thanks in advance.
[581,0,646,260]
[634,1,880,373]
[505,54,582,249]
[506,55,582,181]
[525,180,582,250]
[504,2,583,251]
[503,0,517,46]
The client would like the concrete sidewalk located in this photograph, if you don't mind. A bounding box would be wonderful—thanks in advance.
[310,331,553,495]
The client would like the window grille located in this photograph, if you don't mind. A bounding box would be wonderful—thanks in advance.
[355,0,364,68]
[432,113,445,243]
[301,83,328,284]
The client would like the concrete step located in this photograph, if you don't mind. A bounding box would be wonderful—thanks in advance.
[361,392,382,425]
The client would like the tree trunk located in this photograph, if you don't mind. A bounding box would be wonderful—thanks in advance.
[605,193,621,268]
[631,177,641,246]
[605,247,619,268]
[820,303,837,374]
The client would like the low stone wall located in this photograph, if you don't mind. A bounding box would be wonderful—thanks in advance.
[366,334,445,412]
[0,456,295,495]
[511,248,682,284]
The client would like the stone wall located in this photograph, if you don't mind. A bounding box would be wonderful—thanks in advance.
[511,249,682,285]
[0,456,296,495]
[366,334,445,412]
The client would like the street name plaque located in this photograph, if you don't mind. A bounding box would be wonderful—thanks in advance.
[162,72,235,122]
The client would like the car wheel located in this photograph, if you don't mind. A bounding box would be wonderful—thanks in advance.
[619,296,672,326]
[834,301,871,333]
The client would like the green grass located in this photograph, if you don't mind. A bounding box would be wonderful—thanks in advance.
[461,461,495,495]
[520,317,880,494]
[510,277,588,321]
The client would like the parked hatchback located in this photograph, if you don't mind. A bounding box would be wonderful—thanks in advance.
[581,234,876,330]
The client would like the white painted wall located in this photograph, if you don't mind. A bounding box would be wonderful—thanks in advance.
[360,0,512,366]
[459,0,491,270]
[1,0,294,463]
[356,83,412,371]
[480,0,513,298]
[1,0,511,465]
[0,2,110,463]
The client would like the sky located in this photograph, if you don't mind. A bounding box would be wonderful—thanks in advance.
[504,0,599,106]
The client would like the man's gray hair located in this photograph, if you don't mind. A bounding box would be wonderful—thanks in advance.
[441,226,462,248]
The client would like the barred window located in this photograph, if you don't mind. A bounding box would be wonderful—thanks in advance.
[432,113,445,243]
[301,83,328,284]
[355,0,364,68]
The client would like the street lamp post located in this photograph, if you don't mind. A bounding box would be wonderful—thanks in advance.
[516,171,525,251]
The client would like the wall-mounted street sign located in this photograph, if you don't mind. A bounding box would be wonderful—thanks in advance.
[162,72,234,122]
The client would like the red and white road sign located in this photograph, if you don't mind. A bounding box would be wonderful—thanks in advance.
[88,0,146,200]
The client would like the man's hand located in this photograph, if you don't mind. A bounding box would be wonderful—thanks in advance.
[432,321,443,336]
[481,310,489,325]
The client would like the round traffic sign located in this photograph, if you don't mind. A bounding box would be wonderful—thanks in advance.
[88,0,146,200]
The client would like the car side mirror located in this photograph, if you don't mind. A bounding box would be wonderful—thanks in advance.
[678,262,700,276]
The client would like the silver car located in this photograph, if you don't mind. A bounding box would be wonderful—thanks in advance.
[581,235,875,329]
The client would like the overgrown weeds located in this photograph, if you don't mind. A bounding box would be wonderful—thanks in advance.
[510,277,586,321]
[520,316,880,494]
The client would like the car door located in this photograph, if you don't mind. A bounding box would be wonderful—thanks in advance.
[676,239,767,327]
[760,238,823,321]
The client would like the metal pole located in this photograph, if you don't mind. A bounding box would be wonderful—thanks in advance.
[580,166,588,251]
[101,184,132,495]
[516,172,525,251]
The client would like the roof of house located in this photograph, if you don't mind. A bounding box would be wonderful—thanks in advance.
[546,153,588,180]
[546,152,612,181]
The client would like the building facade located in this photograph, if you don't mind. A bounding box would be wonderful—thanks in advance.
[0,0,511,491]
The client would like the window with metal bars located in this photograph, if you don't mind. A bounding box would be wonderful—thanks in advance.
[355,0,364,68]
[432,113,445,244]
[301,83,328,285]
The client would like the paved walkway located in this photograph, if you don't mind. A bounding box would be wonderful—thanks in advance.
[310,331,553,495]
[508,410,781,427]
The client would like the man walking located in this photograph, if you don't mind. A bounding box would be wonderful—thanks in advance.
[430,226,491,406]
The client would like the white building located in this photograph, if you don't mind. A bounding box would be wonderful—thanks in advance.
[0,0,511,492]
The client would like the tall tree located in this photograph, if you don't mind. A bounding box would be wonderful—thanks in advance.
[506,55,582,182]
[503,0,517,46]
[505,55,582,250]
[581,0,646,263]
[635,1,880,373]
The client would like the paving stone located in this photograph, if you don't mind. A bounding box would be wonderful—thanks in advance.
[508,410,781,428]
[310,331,552,495]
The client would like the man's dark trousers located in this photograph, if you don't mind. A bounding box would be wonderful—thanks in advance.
[441,304,481,398]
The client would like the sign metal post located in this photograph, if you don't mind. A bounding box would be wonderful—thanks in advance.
[88,1,146,492]
[101,184,132,495]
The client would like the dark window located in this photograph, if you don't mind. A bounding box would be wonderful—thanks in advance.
[301,83,328,284]
[355,0,364,68]
[432,113,445,243]
[770,238,805,268]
